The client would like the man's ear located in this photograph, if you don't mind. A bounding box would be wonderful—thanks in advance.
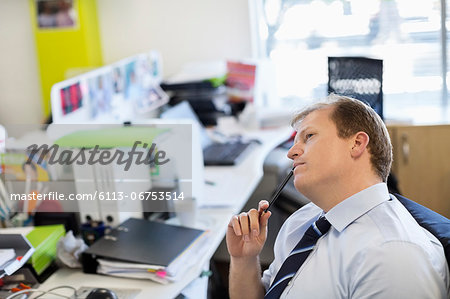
[350,132,370,158]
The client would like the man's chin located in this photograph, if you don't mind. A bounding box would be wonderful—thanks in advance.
[294,180,308,194]
[294,178,315,196]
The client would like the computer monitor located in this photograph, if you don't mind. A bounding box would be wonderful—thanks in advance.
[51,51,168,124]
[161,101,212,149]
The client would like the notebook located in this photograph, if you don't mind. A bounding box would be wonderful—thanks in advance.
[161,101,253,165]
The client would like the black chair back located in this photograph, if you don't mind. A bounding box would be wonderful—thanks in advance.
[328,56,383,119]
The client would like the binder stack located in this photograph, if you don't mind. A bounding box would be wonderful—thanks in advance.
[82,218,209,284]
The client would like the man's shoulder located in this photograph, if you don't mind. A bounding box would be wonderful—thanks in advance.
[343,198,447,270]
[365,198,434,244]
[330,198,440,255]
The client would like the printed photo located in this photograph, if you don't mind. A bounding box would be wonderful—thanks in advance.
[36,0,77,29]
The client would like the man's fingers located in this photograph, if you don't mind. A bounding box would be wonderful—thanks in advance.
[248,209,260,238]
[258,200,269,213]
[228,202,271,242]
[260,210,271,236]
[229,215,242,236]
[260,210,271,227]
[239,212,250,241]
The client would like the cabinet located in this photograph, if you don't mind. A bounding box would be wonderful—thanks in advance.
[388,125,450,218]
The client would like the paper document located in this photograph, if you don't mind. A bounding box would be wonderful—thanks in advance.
[97,259,168,284]
[96,230,210,284]
[0,249,15,268]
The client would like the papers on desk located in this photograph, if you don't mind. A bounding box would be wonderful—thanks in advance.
[201,171,250,208]
[96,230,209,284]
[96,259,168,284]
[82,218,210,284]
[0,249,15,267]
[0,234,35,278]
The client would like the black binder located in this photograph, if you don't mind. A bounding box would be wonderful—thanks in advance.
[81,218,206,274]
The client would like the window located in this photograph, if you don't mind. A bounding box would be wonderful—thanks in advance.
[252,0,450,124]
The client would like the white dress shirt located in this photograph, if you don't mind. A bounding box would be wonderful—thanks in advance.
[262,183,450,298]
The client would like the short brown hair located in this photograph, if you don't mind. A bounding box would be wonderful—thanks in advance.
[291,94,392,182]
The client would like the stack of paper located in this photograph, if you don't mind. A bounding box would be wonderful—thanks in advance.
[0,249,15,268]
[97,259,168,284]
[83,218,209,284]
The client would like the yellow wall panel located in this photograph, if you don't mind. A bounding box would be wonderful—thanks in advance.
[29,0,103,119]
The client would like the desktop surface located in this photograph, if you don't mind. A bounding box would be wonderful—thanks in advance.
[38,124,292,298]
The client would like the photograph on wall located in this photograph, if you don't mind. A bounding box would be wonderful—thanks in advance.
[112,66,125,95]
[87,74,113,119]
[36,0,77,29]
[135,85,168,114]
[124,61,143,102]
[60,82,83,115]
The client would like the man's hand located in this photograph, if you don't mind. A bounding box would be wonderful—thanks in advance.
[226,200,272,258]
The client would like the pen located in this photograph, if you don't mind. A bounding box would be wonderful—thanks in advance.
[264,168,294,213]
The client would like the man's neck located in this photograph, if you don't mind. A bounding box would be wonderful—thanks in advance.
[308,178,383,212]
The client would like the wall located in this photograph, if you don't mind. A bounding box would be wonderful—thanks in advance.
[0,0,253,125]
[96,0,252,77]
[0,0,43,125]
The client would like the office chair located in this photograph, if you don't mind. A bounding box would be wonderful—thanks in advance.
[328,56,383,119]
[327,56,404,195]
[393,193,450,267]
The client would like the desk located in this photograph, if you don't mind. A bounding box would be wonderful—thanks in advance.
[38,125,293,299]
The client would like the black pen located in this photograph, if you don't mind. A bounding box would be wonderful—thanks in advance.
[264,167,294,213]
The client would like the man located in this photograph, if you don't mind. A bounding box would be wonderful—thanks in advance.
[226,95,449,298]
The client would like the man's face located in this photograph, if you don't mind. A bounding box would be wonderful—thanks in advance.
[287,108,353,197]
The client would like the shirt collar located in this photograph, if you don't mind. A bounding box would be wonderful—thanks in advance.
[325,183,390,233]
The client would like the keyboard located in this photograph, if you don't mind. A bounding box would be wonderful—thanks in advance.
[203,142,251,166]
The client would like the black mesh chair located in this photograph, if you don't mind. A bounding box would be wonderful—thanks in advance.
[328,56,383,119]
[327,56,403,194]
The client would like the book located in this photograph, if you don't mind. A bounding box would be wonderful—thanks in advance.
[82,218,209,283]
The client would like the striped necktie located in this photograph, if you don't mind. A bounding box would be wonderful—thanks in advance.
[265,216,331,299]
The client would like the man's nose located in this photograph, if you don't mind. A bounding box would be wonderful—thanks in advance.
[287,142,303,160]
